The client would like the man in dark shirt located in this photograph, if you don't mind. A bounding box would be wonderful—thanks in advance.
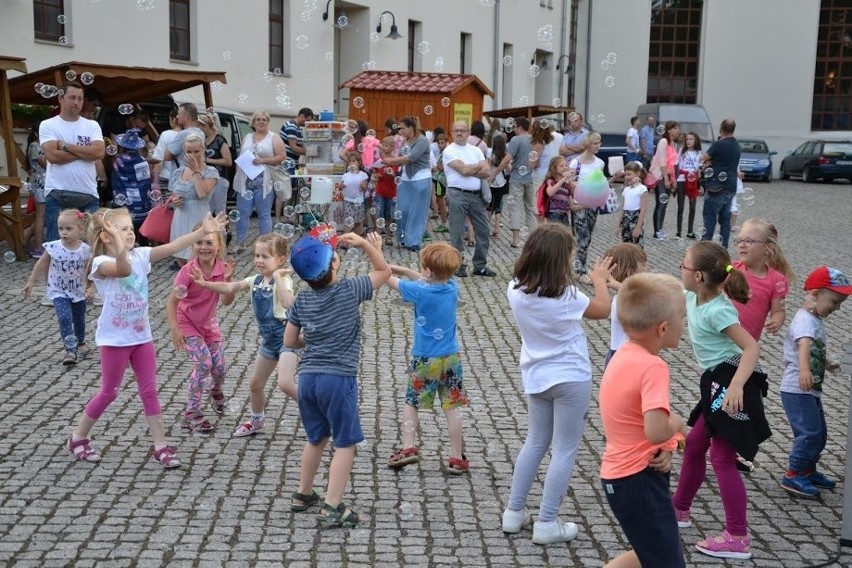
[701,118,740,247]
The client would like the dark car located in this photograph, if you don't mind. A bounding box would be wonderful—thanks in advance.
[780,140,852,183]
[737,139,776,182]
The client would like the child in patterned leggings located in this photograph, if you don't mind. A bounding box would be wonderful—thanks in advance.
[167,225,236,433]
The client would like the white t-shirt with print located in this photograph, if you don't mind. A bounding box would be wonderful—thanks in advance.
[40,115,104,197]
[507,280,592,394]
[89,247,153,347]
[43,240,90,302]
[781,309,827,397]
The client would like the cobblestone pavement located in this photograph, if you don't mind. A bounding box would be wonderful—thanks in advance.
[1,179,851,567]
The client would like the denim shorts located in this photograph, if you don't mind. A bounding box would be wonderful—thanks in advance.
[257,322,294,361]
[298,373,364,448]
[374,195,395,220]
[601,468,685,567]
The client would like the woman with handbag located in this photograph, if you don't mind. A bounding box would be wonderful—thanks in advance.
[676,132,702,239]
[169,135,219,261]
[649,121,679,240]
[568,132,606,284]
[232,111,287,253]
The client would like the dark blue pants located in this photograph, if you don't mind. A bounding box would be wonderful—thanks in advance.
[781,392,827,473]
[53,297,87,352]
[701,191,734,247]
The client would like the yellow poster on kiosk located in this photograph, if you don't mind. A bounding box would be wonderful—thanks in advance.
[453,103,473,125]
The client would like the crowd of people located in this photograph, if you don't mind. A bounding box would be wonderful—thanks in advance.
[16,80,852,564]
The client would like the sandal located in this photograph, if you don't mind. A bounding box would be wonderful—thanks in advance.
[291,490,321,512]
[67,435,101,463]
[183,415,214,434]
[387,446,421,469]
[317,501,360,528]
[210,392,226,415]
[152,445,182,469]
[233,418,265,437]
[695,530,751,560]
[447,454,470,475]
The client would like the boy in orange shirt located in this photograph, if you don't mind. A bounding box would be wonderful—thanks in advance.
[599,273,687,568]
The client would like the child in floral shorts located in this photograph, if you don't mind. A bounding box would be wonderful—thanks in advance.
[386,242,470,473]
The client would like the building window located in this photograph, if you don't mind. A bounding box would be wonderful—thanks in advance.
[812,0,852,130]
[647,0,702,104]
[33,0,65,41]
[407,20,422,73]
[169,0,191,61]
[460,33,472,74]
[270,0,284,72]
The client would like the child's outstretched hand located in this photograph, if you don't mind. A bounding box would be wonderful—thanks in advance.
[223,259,236,282]
[364,231,383,251]
[273,267,293,279]
[588,256,615,285]
[190,265,209,286]
[338,232,365,249]
[200,212,228,235]
[101,219,126,252]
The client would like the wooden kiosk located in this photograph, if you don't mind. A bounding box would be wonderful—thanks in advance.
[0,56,29,261]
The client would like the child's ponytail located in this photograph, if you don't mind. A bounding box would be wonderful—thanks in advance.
[724,265,751,304]
[690,241,751,303]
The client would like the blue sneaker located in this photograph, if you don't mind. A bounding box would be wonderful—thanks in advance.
[779,474,821,499]
[807,471,836,489]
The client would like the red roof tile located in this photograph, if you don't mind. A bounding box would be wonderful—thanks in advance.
[340,71,494,97]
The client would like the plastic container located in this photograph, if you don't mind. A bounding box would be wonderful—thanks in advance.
[309,176,334,203]
[318,110,334,122]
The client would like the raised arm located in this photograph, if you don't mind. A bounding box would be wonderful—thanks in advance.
[273,268,295,309]
[339,232,390,290]
[150,212,228,263]
[582,256,615,319]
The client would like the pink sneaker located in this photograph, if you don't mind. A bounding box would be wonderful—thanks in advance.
[695,530,751,560]
[674,508,691,528]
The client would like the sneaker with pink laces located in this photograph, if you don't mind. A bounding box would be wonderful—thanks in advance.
[695,530,751,560]
[675,508,691,528]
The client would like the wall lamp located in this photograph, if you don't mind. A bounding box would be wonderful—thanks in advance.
[322,0,346,25]
[376,10,403,40]
[556,54,574,75]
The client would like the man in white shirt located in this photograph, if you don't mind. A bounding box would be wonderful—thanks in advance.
[443,121,495,278]
[151,108,182,190]
[40,81,105,242]
[559,112,589,161]
[163,102,204,167]
[625,116,641,163]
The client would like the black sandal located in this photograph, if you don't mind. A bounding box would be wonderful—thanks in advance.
[291,490,321,512]
[317,501,360,528]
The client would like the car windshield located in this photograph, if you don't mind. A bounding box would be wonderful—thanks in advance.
[739,141,768,153]
[823,142,852,155]
[679,122,714,144]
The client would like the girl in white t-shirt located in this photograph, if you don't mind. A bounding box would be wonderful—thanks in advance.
[336,156,369,236]
[602,242,648,369]
[22,209,91,365]
[616,161,650,246]
[65,207,227,469]
[504,223,612,545]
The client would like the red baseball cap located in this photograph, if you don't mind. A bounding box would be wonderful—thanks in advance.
[804,266,852,295]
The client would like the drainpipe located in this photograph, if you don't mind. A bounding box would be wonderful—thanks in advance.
[584,0,593,116]
[558,0,568,106]
[493,0,501,109]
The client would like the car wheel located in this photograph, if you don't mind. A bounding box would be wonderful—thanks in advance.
[780,165,789,180]
[802,167,813,183]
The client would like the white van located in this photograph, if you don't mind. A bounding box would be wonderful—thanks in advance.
[635,103,714,145]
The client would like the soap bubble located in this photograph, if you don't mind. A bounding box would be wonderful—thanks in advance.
[105,145,118,156]
[441,97,451,108]
[741,187,755,206]
[238,93,249,104]
[136,0,155,10]
[658,193,669,205]
[528,151,539,161]
[389,223,398,232]
[502,55,513,67]
[686,172,697,182]
[34,82,45,94]
[243,190,254,200]
[275,82,287,93]
[283,205,295,218]
[337,15,348,27]
[375,218,386,229]
[423,105,434,116]
[704,168,715,178]
[505,195,515,205]
[58,36,69,45]
[300,10,311,21]
[3,251,15,263]
[353,97,365,109]
[300,186,311,199]
[606,52,618,65]
[417,41,430,55]
[58,14,67,24]
[294,204,304,214]
[174,285,188,299]
[434,57,445,71]
[517,166,529,176]
[552,97,562,106]
[295,35,310,50]
[344,216,355,229]
[528,65,541,78]
[393,210,403,220]
[775,281,788,294]
[113,194,127,206]
[304,0,318,10]
[64,69,76,81]
[63,336,78,350]
[277,224,296,238]
[656,124,666,135]
[80,72,94,85]
[403,420,417,433]
[596,113,606,124]
[284,158,297,170]
[149,189,162,202]
[118,103,134,115]
[539,119,549,129]
[415,317,426,327]
[228,210,241,223]
[480,0,496,5]
[604,76,615,88]
[211,81,223,92]
[323,52,333,62]
[222,51,232,60]
[573,259,583,272]
[600,60,610,71]
[432,328,444,340]
[370,32,380,43]
[399,503,414,520]
[518,96,530,105]
[717,172,728,182]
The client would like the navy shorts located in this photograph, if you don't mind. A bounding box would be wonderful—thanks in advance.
[298,373,364,448]
[601,468,685,567]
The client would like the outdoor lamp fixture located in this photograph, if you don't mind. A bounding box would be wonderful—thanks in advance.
[556,54,573,75]
[376,10,403,40]
[322,0,347,27]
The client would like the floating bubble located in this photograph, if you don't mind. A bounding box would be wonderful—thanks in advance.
[34,82,45,94]
[697,226,707,238]
[717,172,728,182]
[505,195,515,205]
[552,97,562,107]
[434,57,445,71]
[528,65,541,78]
[604,76,615,88]
[596,113,606,124]
[712,234,723,244]
[606,52,618,65]
[238,93,249,104]
[228,210,241,223]
[502,55,513,67]
[344,216,355,229]
[3,251,15,263]
[284,158,297,170]
[275,82,287,93]
[389,223,398,232]
[528,151,539,162]
[171,284,188,299]
[353,97,365,109]
[539,119,549,129]
[118,103,134,115]
[283,205,295,218]
[300,186,311,199]
[520,226,529,237]
[368,207,376,217]
[294,204,304,214]
[300,10,311,21]
[375,218,386,229]
[113,194,127,206]
[775,281,788,294]
[304,0,318,10]
[686,172,697,182]
[517,166,529,176]
[400,146,411,157]
[600,60,610,71]
[656,124,666,136]
[480,0,496,5]
[259,286,273,299]
[518,96,530,105]
[731,225,741,235]
[323,52,333,62]
[222,51,232,60]
[403,420,417,435]
[658,193,669,205]
[105,145,117,156]
[741,187,755,206]
[57,14,67,24]
[79,72,94,86]
[337,14,348,27]
[432,328,444,340]
[393,210,403,220]
[211,81,223,92]
[63,335,78,350]
[279,224,296,238]
[370,32,380,43]
[417,41,430,55]
[136,0,155,10]
[149,189,162,201]
[261,71,273,82]
[573,260,584,273]
[423,105,434,116]
[295,35,310,49]
[64,70,76,81]
[440,97,451,108]
[704,168,715,179]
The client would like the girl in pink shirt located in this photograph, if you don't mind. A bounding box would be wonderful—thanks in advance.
[167,228,236,433]
[730,218,794,341]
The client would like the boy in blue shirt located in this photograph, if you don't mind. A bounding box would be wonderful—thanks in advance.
[386,242,471,473]
[285,226,390,528]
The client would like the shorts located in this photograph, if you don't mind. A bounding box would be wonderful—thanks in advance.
[374,195,395,220]
[406,354,469,411]
[31,184,46,204]
[257,322,293,361]
[343,200,365,223]
[298,373,364,447]
[601,468,686,567]
[730,194,739,214]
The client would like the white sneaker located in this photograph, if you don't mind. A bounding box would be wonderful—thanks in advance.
[502,508,532,534]
[93,293,104,306]
[532,519,579,545]
[40,294,53,307]
[654,231,667,240]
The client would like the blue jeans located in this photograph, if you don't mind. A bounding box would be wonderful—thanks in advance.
[781,392,827,473]
[701,191,734,247]
[374,195,396,222]
[235,183,274,244]
[45,191,99,241]
[396,177,432,248]
[625,151,641,164]
[53,297,87,352]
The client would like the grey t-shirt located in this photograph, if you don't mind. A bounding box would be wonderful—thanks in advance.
[507,133,533,183]
[287,275,373,377]
[167,127,205,165]
[780,308,827,397]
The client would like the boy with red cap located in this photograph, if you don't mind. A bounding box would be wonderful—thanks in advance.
[284,226,390,527]
[779,266,852,498]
